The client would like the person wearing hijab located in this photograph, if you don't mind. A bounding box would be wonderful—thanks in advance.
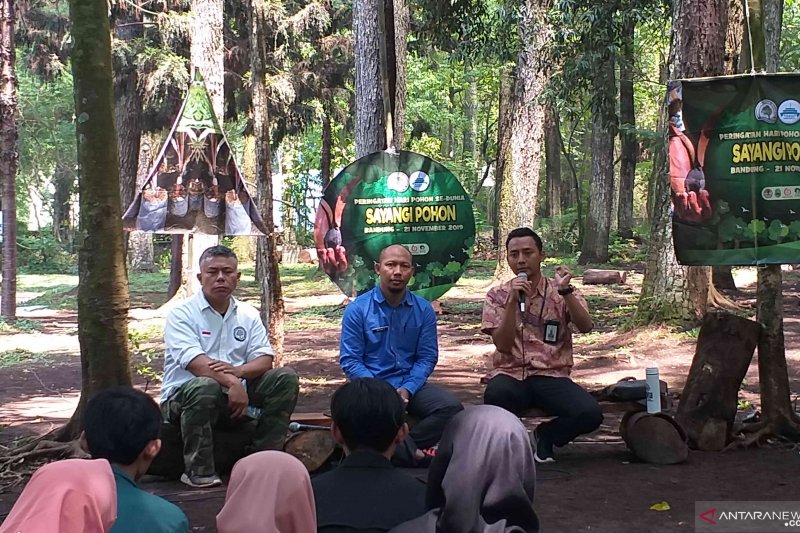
[390,405,540,533]
[217,450,317,533]
[0,458,117,533]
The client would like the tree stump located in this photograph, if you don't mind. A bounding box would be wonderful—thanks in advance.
[620,411,688,464]
[582,269,627,285]
[675,313,761,450]
[283,430,337,473]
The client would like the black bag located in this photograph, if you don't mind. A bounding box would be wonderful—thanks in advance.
[601,376,668,402]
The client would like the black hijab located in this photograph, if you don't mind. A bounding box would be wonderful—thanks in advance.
[391,405,539,533]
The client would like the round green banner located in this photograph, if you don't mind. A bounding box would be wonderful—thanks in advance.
[313,150,476,300]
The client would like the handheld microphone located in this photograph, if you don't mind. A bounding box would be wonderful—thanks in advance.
[289,422,330,432]
[517,272,528,313]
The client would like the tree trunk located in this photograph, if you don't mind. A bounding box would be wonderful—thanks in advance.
[617,15,636,240]
[391,0,407,150]
[0,0,17,320]
[168,236,182,298]
[114,13,142,223]
[63,0,132,439]
[580,55,616,265]
[493,74,513,251]
[251,1,285,362]
[544,105,562,218]
[494,0,549,280]
[753,0,800,438]
[464,78,478,175]
[675,313,760,450]
[179,0,222,295]
[637,0,729,323]
[52,162,73,244]
[320,97,332,189]
[353,0,386,157]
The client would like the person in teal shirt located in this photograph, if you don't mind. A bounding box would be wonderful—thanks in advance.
[82,386,189,533]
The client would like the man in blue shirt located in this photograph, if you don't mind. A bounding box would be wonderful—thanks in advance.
[82,386,188,533]
[339,244,463,466]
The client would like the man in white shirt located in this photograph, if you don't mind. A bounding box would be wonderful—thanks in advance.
[161,245,299,488]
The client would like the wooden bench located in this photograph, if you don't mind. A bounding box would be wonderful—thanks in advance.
[519,395,673,420]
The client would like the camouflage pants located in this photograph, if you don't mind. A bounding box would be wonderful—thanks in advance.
[161,367,300,476]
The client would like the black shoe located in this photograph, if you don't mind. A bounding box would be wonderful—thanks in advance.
[532,431,556,464]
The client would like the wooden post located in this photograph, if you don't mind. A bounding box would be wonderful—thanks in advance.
[675,313,761,450]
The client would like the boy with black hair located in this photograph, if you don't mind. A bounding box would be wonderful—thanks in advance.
[82,386,189,533]
[312,378,425,532]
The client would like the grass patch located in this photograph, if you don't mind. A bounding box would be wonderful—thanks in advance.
[23,284,78,309]
[128,271,171,294]
[285,304,344,331]
[0,319,42,334]
[0,349,49,368]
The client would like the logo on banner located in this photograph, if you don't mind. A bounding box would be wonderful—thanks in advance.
[755,99,777,123]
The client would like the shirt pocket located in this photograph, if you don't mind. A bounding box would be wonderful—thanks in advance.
[365,324,389,357]
[394,326,420,354]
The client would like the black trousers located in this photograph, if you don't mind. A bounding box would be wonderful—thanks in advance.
[484,374,603,447]
[393,383,463,466]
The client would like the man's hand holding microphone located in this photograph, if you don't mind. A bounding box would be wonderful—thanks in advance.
[509,271,532,314]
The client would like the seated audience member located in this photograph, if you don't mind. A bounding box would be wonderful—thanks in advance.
[390,405,540,533]
[339,244,463,466]
[161,245,300,488]
[313,378,426,532]
[217,451,317,533]
[482,227,600,463]
[82,386,189,533]
[0,458,117,533]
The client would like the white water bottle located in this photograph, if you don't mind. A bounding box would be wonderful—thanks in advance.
[646,367,661,414]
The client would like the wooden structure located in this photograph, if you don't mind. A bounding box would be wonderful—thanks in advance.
[675,313,761,450]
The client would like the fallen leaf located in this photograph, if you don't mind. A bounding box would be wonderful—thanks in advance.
[650,501,671,511]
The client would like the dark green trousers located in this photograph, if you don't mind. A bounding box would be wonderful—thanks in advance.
[161,367,299,476]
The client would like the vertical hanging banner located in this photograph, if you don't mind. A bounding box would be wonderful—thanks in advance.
[314,150,476,301]
[669,74,800,265]
[123,74,267,235]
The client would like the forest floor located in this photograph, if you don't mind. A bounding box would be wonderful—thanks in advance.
[0,258,799,531]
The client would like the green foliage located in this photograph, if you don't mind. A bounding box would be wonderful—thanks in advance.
[0,319,42,334]
[0,349,49,369]
[129,330,163,392]
[536,210,581,256]
[16,53,77,232]
[608,237,646,263]
[17,230,76,274]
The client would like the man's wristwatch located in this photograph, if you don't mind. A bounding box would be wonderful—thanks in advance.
[557,285,574,296]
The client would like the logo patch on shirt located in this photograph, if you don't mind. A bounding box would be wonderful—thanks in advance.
[201,330,212,336]
[233,326,247,342]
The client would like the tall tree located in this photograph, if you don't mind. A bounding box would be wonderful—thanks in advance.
[544,105,562,218]
[354,0,386,157]
[63,0,132,437]
[494,0,550,279]
[750,0,800,441]
[580,51,617,264]
[636,0,730,323]
[250,0,285,360]
[617,12,636,240]
[1,0,17,320]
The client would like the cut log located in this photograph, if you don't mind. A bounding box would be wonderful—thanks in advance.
[582,269,627,285]
[620,411,688,464]
[283,430,336,472]
[675,312,761,451]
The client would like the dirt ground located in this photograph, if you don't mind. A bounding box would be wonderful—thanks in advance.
[1,263,800,532]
